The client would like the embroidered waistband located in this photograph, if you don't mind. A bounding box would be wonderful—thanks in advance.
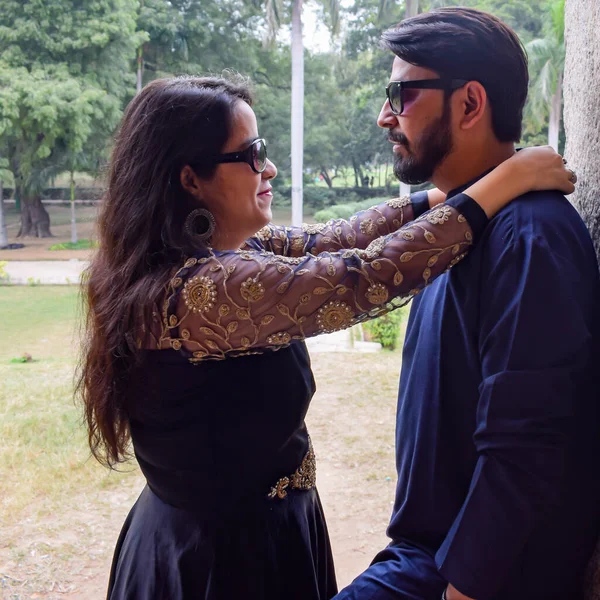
[267,437,317,500]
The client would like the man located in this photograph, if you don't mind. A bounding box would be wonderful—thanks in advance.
[335,8,600,600]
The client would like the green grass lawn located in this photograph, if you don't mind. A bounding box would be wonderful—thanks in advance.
[0,287,140,520]
[0,286,403,596]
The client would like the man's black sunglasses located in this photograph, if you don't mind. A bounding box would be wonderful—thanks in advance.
[210,138,268,174]
[385,79,469,115]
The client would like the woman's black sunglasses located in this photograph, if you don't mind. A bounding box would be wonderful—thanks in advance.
[210,138,268,174]
[385,79,469,115]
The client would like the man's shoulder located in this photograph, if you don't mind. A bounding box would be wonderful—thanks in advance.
[486,190,588,244]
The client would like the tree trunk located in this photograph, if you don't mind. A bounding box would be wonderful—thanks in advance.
[320,168,333,188]
[405,0,418,17]
[564,2,600,594]
[17,195,53,238]
[0,179,7,248]
[290,0,304,226]
[548,69,563,152]
[137,0,144,93]
[70,171,78,244]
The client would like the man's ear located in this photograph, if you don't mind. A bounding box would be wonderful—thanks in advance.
[456,81,487,131]
[180,165,201,196]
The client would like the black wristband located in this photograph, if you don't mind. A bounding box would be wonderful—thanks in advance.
[445,192,489,242]
[411,190,430,218]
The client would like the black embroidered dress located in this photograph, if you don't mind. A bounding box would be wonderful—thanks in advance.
[106,193,487,600]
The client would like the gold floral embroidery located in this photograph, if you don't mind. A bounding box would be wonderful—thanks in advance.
[316,300,354,332]
[425,206,452,224]
[266,332,292,345]
[364,237,386,259]
[272,255,307,265]
[268,438,316,499]
[360,218,378,236]
[386,195,411,209]
[182,275,217,313]
[240,277,265,302]
[160,199,475,362]
[302,222,327,235]
[366,283,389,305]
[290,236,305,251]
[255,225,273,241]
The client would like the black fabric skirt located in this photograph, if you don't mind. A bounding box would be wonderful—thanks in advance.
[107,485,338,600]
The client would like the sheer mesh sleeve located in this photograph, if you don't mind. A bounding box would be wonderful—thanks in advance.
[245,195,418,257]
[160,204,473,362]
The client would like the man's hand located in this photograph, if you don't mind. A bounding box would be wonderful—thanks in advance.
[427,188,446,208]
[445,583,476,600]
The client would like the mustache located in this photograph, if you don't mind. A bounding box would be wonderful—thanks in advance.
[388,132,410,148]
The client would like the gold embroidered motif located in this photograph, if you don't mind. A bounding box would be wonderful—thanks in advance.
[268,438,317,500]
[302,222,327,235]
[290,236,305,251]
[425,206,452,224]
[385,195,411,209]
[182,275,217,313]
[359,218,378,236]
[161,199,475,363]
[316,300,354,332]
[255,225,273,241]
[266,332,292,345]
[240,277,265,302]
[364,237,386,259]
[366,283,389,305]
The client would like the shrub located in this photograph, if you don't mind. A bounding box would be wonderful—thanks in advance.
[49,239,98,251]
[313,197,389,223]
[0,261,8,281]
[363,309,405,350]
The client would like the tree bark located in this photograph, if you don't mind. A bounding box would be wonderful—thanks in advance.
[564,2,600,593]
[564,0,600,264]
[0,179,7,248]
[70,171,78,244]
[320,168,333,188]
[291,0,304,226]
[17,195,53,238]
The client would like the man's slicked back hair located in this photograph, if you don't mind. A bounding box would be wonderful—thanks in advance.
[381,7,528,142]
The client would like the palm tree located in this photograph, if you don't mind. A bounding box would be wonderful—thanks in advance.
[526,0,565,152]
[263,0,340,225]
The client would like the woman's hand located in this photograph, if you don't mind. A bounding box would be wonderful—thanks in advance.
[464,146,576,219]
[506,146,575,195]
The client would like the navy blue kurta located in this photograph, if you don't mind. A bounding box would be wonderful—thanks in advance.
[337,183,600,600]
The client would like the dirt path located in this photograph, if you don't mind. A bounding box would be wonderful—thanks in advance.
[1,351,401,599]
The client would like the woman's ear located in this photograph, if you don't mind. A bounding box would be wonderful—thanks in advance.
[457,81,488,131]
[180,165,201,197]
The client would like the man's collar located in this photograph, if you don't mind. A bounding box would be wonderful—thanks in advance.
[446,166,496,200]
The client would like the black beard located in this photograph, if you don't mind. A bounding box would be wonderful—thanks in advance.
[392,108,453,185]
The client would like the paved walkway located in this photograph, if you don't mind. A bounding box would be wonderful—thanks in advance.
[2,260,88,285]
[1,260,382,353]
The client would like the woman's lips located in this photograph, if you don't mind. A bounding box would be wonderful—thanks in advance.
[258,188,273,197]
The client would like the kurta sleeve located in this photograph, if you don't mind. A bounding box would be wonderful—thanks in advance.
[162,196,486,362]
[245,192,429,257]
[435,213,594,599]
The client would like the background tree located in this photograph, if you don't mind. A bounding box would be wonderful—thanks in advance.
[525,0,565,151]
[0,0,141,237]
[261,0,340,224]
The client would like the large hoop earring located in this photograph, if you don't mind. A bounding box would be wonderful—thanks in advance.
[185,208,216,244]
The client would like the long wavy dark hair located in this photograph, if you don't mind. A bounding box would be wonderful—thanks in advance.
[78,75,253,467]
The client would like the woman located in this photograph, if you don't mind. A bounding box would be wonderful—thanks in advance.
[79,75,575,600]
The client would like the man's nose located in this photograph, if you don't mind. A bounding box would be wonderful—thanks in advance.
[377,99,398,129]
